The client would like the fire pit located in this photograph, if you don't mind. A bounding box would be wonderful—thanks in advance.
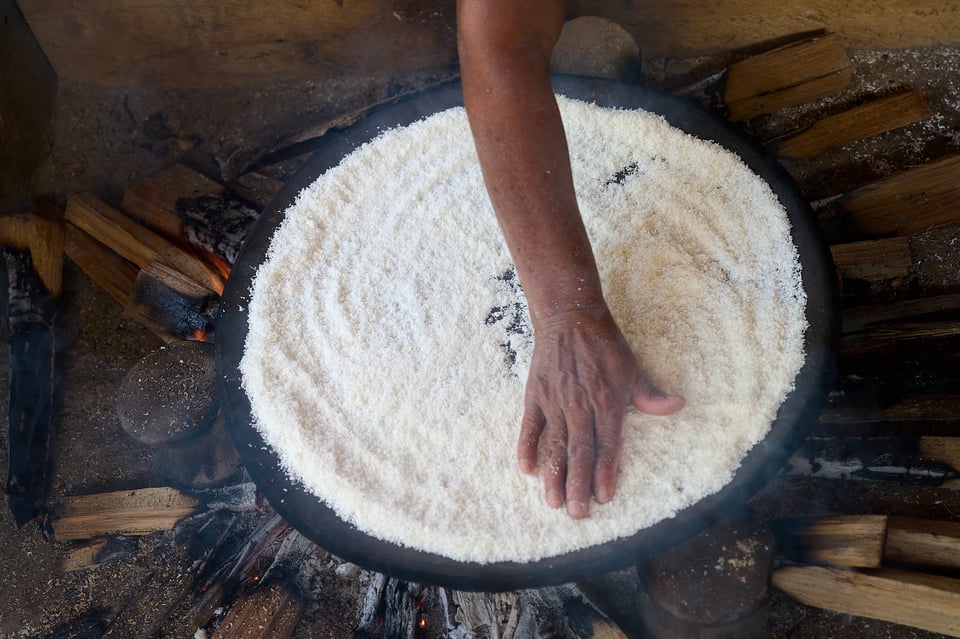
[216,76,838,591]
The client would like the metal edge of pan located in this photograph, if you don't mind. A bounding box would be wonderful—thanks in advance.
[216,76,839,592]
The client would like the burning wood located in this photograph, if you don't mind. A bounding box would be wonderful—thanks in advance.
[65,192,224,293]
[125,260,218,342]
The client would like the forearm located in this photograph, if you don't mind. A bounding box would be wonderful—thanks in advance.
[457,0,605,327]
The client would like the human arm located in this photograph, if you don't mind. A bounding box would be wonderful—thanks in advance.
[457,0,684,518]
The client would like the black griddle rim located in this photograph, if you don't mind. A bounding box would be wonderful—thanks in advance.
[216,76,838,592]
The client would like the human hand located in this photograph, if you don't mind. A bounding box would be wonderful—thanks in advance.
[518,306,685,519]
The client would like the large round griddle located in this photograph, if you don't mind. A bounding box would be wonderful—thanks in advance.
[216,76,838,592]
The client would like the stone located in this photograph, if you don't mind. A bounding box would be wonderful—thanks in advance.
[152,412,243,489]
[116,340,218,447]
[551,16,641,82]
[640,516,776,638]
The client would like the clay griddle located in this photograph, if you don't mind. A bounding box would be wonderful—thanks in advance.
[216,76,838,592]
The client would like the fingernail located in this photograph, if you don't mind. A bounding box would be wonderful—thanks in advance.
[567,500,589,518]
[546,489,564,508]
[595,486,611,503]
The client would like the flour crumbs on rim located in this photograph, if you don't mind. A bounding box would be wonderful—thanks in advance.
[240,96,807,564]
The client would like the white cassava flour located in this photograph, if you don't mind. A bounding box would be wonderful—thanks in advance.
[241,96,807,564]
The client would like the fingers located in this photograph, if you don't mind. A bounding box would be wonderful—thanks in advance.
[631,376,685,416]
[592,390,624,505]
[517,400,545,474]
[563,402,595,519]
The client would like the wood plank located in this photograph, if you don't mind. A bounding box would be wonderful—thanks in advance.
[838,154,960,238]
[830,237,911,282]
[773,565,960,637]
[842,293,960,334]
[65,192,224,292]
[776,515,888,568]
[0,0,57,212]
[724,34,852,121]
[53,487,200,541]
[17,1,458,87]
[771,91,932,159]
[566,1,960,58]
[121,164,225,240]
[63,224,139,305]
[919,436,960,471]
[63,536,137,572]
[885,516,960,571]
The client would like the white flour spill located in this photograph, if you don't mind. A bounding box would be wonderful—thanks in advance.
[241,96,807,564]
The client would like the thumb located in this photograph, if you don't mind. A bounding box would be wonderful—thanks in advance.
[629,377,685,416]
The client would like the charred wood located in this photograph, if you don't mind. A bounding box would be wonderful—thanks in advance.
[3,247,58,527]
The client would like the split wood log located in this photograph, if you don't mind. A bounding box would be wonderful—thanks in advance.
[837,154,960,238]
[841,293,960,334]
[53,487,200,541]
[210,581,304,639]
[774,514,888,568]
[829,237,911,283]
[772,566,960,637]
[3,246,59,527]
[63,536,138,572]
[841,321,960,359]
[121,163,226,240]
[723,34,852,121]
[919,436,960,472]
[885,516,960,572]
[124,260,218,343]
[229,171,283,209]
[820,394,960,425]
[770,90,932,159]
[63,224,139,305]
[65,192,224,293]
[0,201,64,296]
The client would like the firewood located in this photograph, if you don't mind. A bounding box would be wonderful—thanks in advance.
[821,394,960,424]
[64,224,139,305]
[53,487,200,541]
[774,515,888,568]
[65,192,224,292]
[830,237,911,283]
[62,536,138,572]
[0,201,64,296]
[121,163,225,239]
[842,293,960,334]
[885,516,960,571]
[124,261,218,343]
[773,565,960,637]
[3,246,59,527]
[770,90,932,159]
[838,154,960,238]
[724,34,852,121]
[230,171,283,209]
[843,322,960,357]
[211,582,304,639]
[784,435,955,485]
[919,436,960,471]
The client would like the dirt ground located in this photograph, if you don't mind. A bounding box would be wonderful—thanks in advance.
[2,42,960,638]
